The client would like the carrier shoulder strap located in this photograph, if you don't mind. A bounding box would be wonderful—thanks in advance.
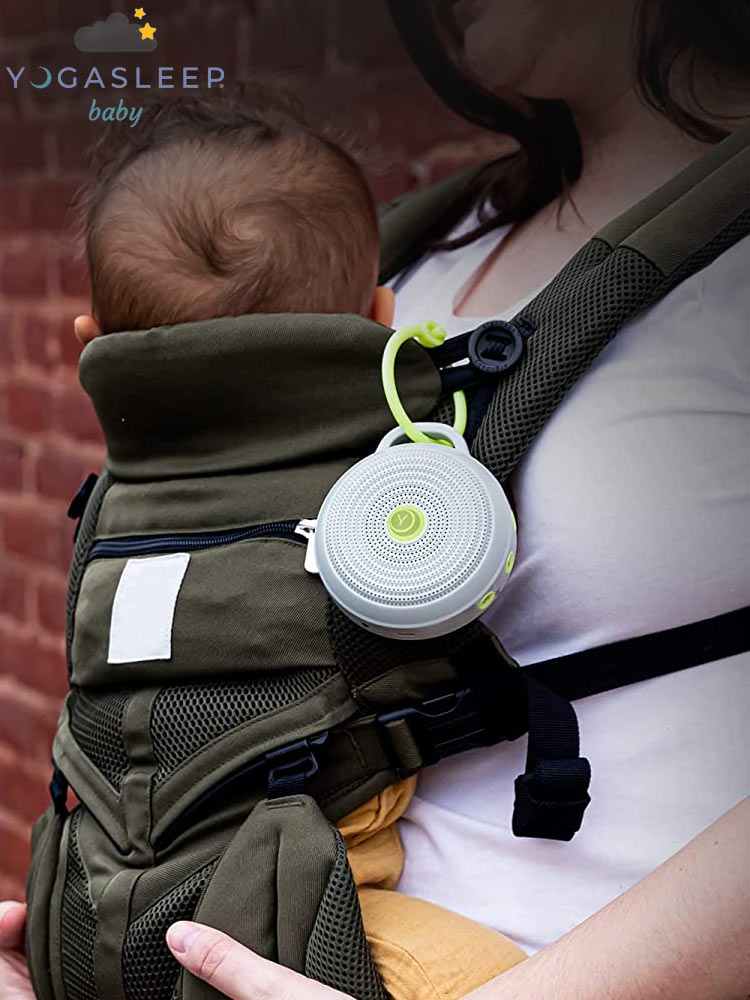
[524,605,749,702]
[472,122,750,481]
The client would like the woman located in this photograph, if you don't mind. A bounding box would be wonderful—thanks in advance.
[2,1,748,997]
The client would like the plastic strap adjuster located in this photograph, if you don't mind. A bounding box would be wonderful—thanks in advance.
[265,732,329,798]
[378,689,488,775]
[468,320,529,374]
[67,473,99,541]
[512,757,591,841]
[50,759,69,816]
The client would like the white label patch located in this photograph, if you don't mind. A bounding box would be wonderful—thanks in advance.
[108,553,190,664]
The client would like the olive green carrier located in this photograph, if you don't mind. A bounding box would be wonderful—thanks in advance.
[26,125,750,1000]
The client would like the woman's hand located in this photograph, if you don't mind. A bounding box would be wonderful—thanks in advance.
[0,903,34,1000]
[167,922,354,1000]
[169,799,750,1000]
[0,903,354,1000]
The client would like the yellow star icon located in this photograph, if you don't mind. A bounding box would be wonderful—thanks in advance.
[134,7,146,18]
[139,22,156,40]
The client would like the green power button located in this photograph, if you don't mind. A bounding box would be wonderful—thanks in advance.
[386,505,426,542]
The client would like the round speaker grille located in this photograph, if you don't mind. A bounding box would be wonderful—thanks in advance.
[319,447,494,608]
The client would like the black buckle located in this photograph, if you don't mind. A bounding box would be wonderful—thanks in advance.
[68,473,99,541]
[378,689,490,773]
[266,731,329,798]
[50,759,69,816]
[468,320,531,374]
[68,474,98,521]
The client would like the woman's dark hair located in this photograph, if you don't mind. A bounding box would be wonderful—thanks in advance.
[387,0,750,250]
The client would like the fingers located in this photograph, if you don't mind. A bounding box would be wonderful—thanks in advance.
[167,922,349,1000]
[0,902,27,952]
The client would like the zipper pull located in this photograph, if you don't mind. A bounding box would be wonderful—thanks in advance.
[295,519,319,574]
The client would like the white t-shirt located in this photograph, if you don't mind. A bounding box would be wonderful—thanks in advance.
[391,218,750,956]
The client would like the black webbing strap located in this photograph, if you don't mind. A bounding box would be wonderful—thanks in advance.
[376,606,748,841]
[524,605,749,701]
[513,676,591,840]
[509,606,749,837]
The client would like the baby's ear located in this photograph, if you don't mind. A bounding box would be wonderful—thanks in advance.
[74,315,102,345]
[370,286,395,328]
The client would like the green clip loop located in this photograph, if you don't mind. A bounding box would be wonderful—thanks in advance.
[382,322,467,448]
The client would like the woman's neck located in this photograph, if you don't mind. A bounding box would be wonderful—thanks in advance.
[563,89,709,231]
[456,79,750,318]
[565,72,750,229]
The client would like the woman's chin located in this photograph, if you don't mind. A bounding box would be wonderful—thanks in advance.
[463,25,531,93]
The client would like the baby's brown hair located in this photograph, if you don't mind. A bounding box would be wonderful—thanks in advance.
[79,82,380,333]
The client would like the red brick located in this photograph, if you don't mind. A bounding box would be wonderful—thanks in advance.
[27,180,83,232]
[0,249,49,298]
[156,0,198,12]
[1,629,69,700]
[332,0,407,72]
[1,505,65,566]
[5,380,53,434]
[34,444,97,503]
[28,313,85,370]
[0,122,47,175]
[0,747,51,827]
[20,316,62,372]
[0,439,25,492]
[0,680,60,766]
[36,576,69,636]
[249,0,325,73]
[52,118,98,172]
[304,71,374,144]
[0,814,31,882]
[0,180,33,231]
[60,326,85,369]
[54,385,102,444]
[0,563,29,624]
[53,0,128,29]
[374,75,476,155]
[0,0,51,38]
[0,873,25,902]
[1,320,20,368]
[58,253,90,299]
[159,11,240,76]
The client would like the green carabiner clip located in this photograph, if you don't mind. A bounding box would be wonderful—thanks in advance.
[381,322,467,447]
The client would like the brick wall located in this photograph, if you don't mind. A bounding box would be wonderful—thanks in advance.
[0,0,499,899]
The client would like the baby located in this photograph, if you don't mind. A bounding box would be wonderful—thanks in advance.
[74,82,524,1000]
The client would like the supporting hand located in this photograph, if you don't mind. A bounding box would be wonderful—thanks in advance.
[0,903,34,1000]
[167,922,354,1000]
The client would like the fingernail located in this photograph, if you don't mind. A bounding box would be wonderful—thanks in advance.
[167,921,203,955]
[0,901,20,923]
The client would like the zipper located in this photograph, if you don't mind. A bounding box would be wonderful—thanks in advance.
[87,518,318,565]
[295,518,319,574]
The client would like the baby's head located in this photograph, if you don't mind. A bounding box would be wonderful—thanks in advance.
[75,82,392,342]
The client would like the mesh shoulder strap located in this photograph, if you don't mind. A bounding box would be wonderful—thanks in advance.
[473,123,750,481]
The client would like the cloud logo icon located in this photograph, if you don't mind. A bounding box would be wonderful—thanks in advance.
[74,12,157,52]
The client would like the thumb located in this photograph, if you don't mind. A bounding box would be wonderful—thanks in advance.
[0,902,27,952]
[167,922,350,1000]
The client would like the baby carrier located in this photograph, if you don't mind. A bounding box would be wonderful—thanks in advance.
[26,124,750,1000]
